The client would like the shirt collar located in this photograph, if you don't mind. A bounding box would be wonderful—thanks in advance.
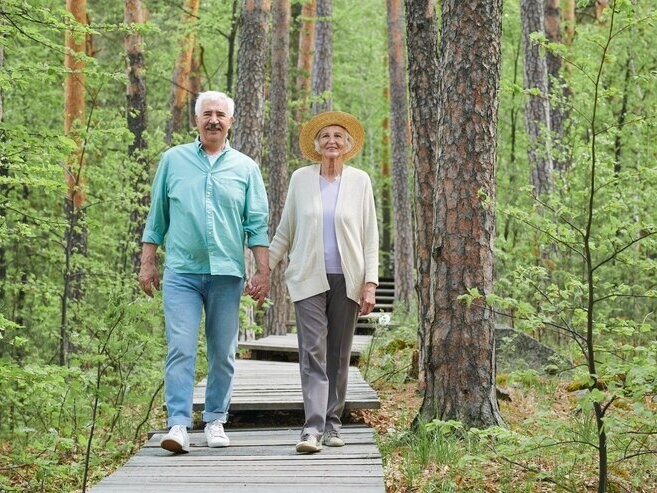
[195,136,232,155]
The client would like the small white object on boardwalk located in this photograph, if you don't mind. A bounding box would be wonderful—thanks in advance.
[91,426,384,492]
[191,359,380,411]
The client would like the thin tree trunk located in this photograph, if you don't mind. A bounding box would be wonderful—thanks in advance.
[417,0,505,429]
[563,0,575,45]
[405,0,441,388]
[165,0,200,144]
[380,88,392,273]
[544,0,569,172]
[266,0,290,336]
[295,0,316,122]
[521,0,552,194]
[124,0,149,273]
[311,0,332,114]
[225,0,240,94]
[0,43,6,302]
[387,0,414,306]
[63,0,89,366]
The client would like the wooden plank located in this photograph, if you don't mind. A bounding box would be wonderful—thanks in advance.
[91,426,384,493]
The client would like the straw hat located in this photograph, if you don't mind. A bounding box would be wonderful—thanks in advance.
[298,111,364,163]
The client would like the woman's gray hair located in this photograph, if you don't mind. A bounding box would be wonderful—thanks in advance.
[313,126,354,154]
[195,91,235,117]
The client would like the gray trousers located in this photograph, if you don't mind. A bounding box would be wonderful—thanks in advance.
[294,274,360,437]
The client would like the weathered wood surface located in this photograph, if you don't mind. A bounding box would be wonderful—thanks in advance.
[239,333,373,356]
[91,426,384,492]
[191,359,380,411]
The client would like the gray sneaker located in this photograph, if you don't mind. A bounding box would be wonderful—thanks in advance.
[296,433,322,453]
[160,425,190,453]
[323,430,345,447]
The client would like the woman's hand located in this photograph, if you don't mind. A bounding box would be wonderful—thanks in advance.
[359,282,377,316]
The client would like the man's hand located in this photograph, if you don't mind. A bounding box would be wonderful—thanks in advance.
[138,243,160,297]
[245,269,270,308]
[359,282,377,316]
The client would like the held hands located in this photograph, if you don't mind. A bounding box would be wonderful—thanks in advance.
[359,282,377,316]
[245,269,270,308]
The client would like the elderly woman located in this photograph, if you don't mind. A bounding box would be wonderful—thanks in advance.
[269,111,379,453]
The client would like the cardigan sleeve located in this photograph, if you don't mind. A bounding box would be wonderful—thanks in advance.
[268,172,296,270]
[362,174,379,286]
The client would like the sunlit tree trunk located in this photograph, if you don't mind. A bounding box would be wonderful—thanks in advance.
[405,0,440,386]
[292,0,316,161]
[417,0,505,429]
[266,0,290,336]
[387,0,414,306]
[165,0,200,144]
[124,0,149,273]
[311,0,332,113]
[63,0,88,365]
[521,0,552,194]
[188,43,202,128]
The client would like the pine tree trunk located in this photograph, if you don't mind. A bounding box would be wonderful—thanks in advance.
[188,44,202,128]
[380,100,392,273]
[267,0,290,336]
[387,0,414,306]
[311,0,332,113]
[563,0,575,45]
[405,0,440,387]
[232,0,271,161]
[417,0,505,429]
[0,43,6,301]
[544,0,569,172]
[63,0,89,365]
[295,0,316,120]
[124,0,149,273]
[233,0,271,340]
[521,0,552,194]
[165,0,200,144]
[225,0,240,94]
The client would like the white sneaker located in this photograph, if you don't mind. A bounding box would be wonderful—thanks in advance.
[296,433,322,453]
[160,425,190,453]
[205,419,230,447]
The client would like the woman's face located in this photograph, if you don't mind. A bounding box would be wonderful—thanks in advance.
[317,125,347,160]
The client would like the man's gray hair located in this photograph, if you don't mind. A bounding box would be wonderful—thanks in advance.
[195,91,235,117]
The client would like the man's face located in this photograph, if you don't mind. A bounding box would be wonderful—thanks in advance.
[195,98,234,149]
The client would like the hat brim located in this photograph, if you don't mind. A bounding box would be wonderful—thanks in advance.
[299,111,364,163]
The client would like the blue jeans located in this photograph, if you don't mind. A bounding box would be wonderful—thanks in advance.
[162,269,244,428]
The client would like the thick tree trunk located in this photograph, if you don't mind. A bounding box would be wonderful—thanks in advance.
[405,0,440,387]
[417,0,505,429]
[124,0,149,273]
[165,0,200,144]
[521,0,552,194]
[387,0,414,306]
[188,44,202,128]
[311,0,332,114]
[233,0,271,340]
[266,0,290,336]
[232,0,271,162]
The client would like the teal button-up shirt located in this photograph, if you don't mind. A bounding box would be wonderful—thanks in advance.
[142,139,269,277]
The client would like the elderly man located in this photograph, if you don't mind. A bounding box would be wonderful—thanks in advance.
[138,90,269,453]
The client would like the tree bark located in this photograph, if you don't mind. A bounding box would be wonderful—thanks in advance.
[521,0,552,194]
[417,0,505,429]
[124,0,149,273]
[266,0,290,336]
[544,0,569,172]
[165,0,200,144]
[563,0,575,45]
[232,0,271,162]
[225,0,240,94]
[295,0,316,122]
[63,0,89,365]
[311,0,332,113]
[380,94,392,272]
[405,0,440,387]
[387,0,414,306]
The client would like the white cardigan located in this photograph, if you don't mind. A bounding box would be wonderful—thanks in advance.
[269,164,379,303]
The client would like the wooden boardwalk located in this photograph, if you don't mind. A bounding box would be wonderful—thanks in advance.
[91,426,384,492]
[193,358,380,411]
